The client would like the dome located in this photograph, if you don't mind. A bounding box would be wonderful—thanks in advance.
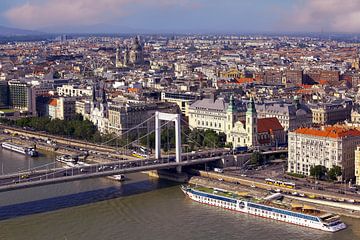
[131,37,142,51]
[295,109,307,116]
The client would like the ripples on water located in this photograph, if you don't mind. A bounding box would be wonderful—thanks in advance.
[0,183,359,240]
[0,149,359,240]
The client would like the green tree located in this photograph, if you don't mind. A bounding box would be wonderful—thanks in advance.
[328,166,342,181]
[310,165,327,179]
[250,152,263,166]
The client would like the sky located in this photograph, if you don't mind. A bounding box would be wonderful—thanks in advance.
[0,0,360,33]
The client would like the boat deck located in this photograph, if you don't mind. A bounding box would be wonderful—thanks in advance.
[191,185,332,217]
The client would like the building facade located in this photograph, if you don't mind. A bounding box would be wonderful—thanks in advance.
[107,101,178,136]
[161,91,200,116]
[256,100,312,131]
[57,85,92,97]
[310,100,352,125]
[8,80,36,115]
[288,126,360,181]
[355,146,360,185]
[188,97,246,134]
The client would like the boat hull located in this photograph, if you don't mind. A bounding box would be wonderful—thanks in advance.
[181,186,346,233]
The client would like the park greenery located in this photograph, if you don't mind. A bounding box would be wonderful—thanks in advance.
[0,116,227,152]
[140,128,227,152]
[310,165,342,181]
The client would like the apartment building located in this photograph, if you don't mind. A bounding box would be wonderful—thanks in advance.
[288,126,360,181]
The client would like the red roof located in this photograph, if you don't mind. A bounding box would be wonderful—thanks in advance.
[294,126,360,139]
[236,78,256,84]
[49,99,57,107]
[257,118,283,133]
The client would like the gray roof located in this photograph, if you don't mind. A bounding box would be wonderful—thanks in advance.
[190,98,246,112]
[256,102,311,116]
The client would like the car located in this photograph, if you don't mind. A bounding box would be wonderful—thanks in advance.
[20,174,29,179]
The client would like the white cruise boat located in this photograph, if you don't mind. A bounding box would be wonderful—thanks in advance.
[1,142,38,157]
[181,185,346,232]
[56,155,78,164]
[108,174,125,182]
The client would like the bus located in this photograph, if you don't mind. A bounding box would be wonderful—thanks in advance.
[265,178,296,189]
[132,151,147,159]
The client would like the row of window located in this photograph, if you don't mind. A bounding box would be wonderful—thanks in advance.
[197,120,222,128]
[247,203,319,222]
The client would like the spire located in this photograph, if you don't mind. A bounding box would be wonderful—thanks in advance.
[101,85,107,104]
[247,97,256,113]
[227,95,235,112]
[92,85,96,102]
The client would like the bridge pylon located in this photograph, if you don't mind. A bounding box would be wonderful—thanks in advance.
[155,111,182,173]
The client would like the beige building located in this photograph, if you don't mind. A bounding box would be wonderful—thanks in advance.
[310,101,352,125]
[47,97,76,120]
[161,92,200,116]
[189,96,285,149]
[228,98,286,149]
[107,101,178,136]
[355,146,360,185]
[288,126,360,181]
[57,85,92,97]
[188,97,246,134]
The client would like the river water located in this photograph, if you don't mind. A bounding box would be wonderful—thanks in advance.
[0,149,359,240]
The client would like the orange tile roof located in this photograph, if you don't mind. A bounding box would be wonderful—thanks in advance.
[49,99,57,107]
[294,126,360,139]
[236,78,256,84]
[319,79,328,85]
[128,88,140,93]
[258,118,284,133]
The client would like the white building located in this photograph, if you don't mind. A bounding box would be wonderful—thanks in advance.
[57,85,92,97]
[288,126,360,181]
[188,97,246,134]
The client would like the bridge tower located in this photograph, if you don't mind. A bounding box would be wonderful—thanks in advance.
[155,112,182,172]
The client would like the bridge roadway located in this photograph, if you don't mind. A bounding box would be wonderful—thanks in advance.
[0,151,229,193]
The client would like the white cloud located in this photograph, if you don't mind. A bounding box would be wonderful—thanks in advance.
[288,0,360,32]
[4,0,195,29]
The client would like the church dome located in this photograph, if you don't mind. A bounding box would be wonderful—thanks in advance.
[131,37,142,51]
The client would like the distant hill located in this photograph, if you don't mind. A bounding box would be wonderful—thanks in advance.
[0,25,42,36]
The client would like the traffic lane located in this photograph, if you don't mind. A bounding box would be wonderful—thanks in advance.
[0,158,174,186]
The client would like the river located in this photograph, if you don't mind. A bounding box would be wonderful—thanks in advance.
[0,149,359,240]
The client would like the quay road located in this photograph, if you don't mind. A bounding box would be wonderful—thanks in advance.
[0,126,121,155]
[198,171,360,203]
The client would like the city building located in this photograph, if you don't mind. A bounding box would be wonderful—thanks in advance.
[8,80,36,115]
[0,81,9,108]
[227,98,286,149]
[161,91,201,116]
[89,86,108,134]
[188,97,246,134]
[288,126,360,181]
[107,101,178,136]
[310,100,352,125]
[355,146,360,185]
[129,37,144,66]
[57,85,92,97]
[256,99,312,131]
[47,97,76,120]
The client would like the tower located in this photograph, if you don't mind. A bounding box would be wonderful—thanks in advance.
[123,47,129,67]
[115,47,121,68]
[226,95,235,136]
[129,36,144,65]
[246,97,257,147]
